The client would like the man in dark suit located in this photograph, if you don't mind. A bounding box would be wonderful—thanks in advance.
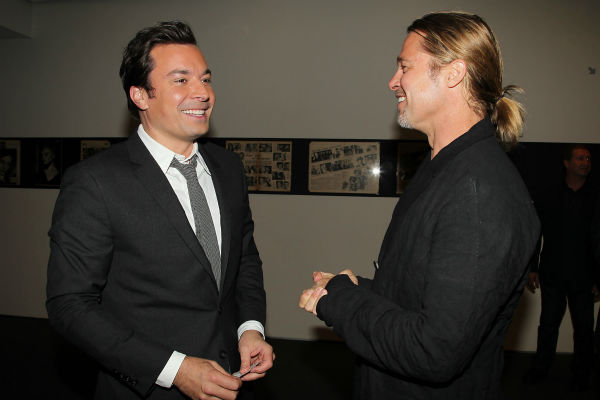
[46,21,273,400]
[299,12,539,399]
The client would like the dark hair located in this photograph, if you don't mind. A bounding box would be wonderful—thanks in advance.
[562,144,590,162]
[119,21,197,118]
[408,11,525,147]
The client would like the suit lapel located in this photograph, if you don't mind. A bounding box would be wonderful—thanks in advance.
[127,135,219,292]
[198,143,232,292]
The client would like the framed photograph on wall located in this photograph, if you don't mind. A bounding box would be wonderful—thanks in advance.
[33,139,62,187]
[0,139,21,186]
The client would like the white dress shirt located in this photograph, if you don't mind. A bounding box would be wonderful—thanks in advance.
[137,126,264,388]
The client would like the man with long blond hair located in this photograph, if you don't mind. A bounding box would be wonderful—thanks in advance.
[300,11,539,399]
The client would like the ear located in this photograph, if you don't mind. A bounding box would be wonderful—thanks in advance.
[129,86,149,111]
[446,59,467,88]
[563,159,569,169]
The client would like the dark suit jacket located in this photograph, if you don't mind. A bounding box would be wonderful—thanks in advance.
[317,119,540,399]
[46,133,266,399]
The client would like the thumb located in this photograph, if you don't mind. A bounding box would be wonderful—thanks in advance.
[238,345,252,373]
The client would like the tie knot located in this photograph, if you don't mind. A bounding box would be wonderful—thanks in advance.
[170,154,198,180]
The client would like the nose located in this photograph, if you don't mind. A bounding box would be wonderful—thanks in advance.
[388,67,402,91]
[192,78,211,101]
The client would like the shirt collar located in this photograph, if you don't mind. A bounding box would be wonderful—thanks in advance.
[428,118,493,176]
[137,125,211,176]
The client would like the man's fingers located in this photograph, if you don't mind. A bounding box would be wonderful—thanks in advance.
[238,347,252,373]
[209,368,242,392]
[241,371,266,382]
[313,271,334,283]
[305,287,327,315]
[203,379,240,400]
[300,281,329,314]
[206,362,243,397]
[175,357,241,400]
[302,288,319,312]
[299,288,315,307]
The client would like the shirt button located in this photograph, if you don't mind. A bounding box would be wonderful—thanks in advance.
[220,350,228,359]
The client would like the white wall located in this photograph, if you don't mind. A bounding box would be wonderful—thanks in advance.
[0,0,599,351]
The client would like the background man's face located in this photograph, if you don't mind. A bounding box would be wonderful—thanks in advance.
[564,148,591,178]
[138,43,215,146]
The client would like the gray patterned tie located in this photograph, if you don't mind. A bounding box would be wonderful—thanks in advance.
[170,155,221,290]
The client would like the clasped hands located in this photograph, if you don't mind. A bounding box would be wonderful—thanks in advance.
[298,269,358,315]
[174,330,274,400]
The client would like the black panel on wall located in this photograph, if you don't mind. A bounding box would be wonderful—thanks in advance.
[1,137,597,198]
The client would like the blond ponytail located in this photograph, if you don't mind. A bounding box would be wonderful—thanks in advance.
[490,85,525,148]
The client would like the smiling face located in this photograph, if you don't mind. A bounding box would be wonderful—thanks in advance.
[388,32,445,134]
[564,148,592,178]
[132,43,214,155]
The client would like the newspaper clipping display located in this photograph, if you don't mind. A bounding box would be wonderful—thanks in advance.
[309,141,380,194]
[0,139,20,185]
[226,140,292,192]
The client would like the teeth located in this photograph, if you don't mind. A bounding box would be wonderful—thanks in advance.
[182,109,205,116]
[397,97,406,103]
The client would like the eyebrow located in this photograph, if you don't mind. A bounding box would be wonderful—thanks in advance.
[167,68,211,76]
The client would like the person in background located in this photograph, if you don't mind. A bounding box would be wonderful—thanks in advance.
[524,144,598,392]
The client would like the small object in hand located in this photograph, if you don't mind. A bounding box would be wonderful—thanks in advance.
[233,362,260,378]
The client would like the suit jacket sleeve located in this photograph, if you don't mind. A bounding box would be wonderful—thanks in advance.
[357,276,374,289]
[317,173,537,383]
[46,162,172,397]
[232,156,266,326]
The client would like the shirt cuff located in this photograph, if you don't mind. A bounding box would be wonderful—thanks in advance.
[155,351,186,388]
[237,320,265,340]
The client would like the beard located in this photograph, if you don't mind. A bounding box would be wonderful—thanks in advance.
[397,110,412,129]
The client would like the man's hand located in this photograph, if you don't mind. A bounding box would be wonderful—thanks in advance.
[299,269,358,315]
[173,356,241,400]
[237,330,275,381]
[526,272,540,294]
